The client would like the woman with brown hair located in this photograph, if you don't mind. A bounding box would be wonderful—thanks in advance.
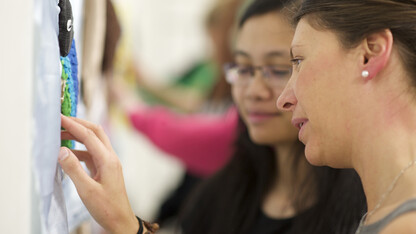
[276,0,416,233]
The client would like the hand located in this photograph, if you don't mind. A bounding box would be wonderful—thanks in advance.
[59,115,139,234]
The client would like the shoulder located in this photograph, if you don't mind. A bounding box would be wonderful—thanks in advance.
[380,211,416,234]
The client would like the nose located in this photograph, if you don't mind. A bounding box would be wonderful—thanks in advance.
[245,71,272,100]
[276,78,297,112]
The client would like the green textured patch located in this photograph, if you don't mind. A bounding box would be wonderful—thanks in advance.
[61,61,73,148]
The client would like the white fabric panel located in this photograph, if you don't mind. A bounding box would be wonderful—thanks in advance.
[33,0,69,233]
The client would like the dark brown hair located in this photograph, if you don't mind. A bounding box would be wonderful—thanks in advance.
[180,1,366,233]
[294,0,416,85]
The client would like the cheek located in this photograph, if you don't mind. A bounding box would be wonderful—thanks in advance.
[248,124,297,145]
[231,87,243,107]
[281,125,300,142]
[296,59,340,119]
[294,67,319,112]
[267,117,299,142]
[232,87,247,119]
[296,60,325,92]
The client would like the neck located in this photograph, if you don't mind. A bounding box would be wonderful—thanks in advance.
[352,94,416,222]
[273,144,306,189]
[354,132,416,212]
[262,142,313,218]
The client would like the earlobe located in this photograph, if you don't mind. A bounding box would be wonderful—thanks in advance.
[360,29,393,80]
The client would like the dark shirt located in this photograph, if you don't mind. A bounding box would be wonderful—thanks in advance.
[248,211,293,234]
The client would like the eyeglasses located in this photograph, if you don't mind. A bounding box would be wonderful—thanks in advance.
[224,63,292,88]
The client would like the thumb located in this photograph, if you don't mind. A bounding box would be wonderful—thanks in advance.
[58,147,96,192]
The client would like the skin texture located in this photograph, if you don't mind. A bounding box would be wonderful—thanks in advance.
[59,115,139,234]
[233,12,298,146]
[276,18,416,233]
[277,19,362,168]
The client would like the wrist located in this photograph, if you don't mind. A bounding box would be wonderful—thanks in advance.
[130,214,140,234]
[134,216,160,234]
[136,216,143,234]
[109,214,139,234]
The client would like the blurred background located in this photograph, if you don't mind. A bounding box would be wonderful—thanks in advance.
[0,0,252,233]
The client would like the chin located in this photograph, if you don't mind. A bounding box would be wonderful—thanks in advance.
[249,132,276,145]
[251,136,275,145]
[304,143,326,166]
[305,143,351,168]
[251,134,296,146]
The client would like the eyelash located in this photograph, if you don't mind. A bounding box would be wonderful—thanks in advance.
[290,58,302,66]
[290,58,303,72]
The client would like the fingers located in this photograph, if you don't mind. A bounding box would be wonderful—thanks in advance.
[62,129,112,156]
[70,149,91,161]
[70,149,98,178]
[61,115,110,166]
[61,130,75,141]
[59,144,98,177]
[66,117,113,150]
[58,147,97,194]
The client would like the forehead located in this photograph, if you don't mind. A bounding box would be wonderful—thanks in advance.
[291,19,341,53]
[235,12,294,57]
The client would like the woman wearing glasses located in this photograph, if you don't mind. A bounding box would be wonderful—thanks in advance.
[58,0,365,233]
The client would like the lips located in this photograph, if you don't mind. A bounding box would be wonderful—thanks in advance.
[291,118,308,130]
[291,118,308,142]
[247,111,281,123]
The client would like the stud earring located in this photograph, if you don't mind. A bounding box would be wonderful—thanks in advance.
[362,70,369,78]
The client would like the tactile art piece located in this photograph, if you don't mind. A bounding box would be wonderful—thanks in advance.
[60,39,78,149]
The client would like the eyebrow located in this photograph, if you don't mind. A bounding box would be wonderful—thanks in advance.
[233,50,250,58]
[265,51,286,58]
[234,50,287,58]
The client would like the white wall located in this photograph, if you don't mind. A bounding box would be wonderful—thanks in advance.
[114,0,215,84]
[0,0,33,233]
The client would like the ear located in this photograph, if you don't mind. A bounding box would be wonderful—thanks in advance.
[360,29,393,80]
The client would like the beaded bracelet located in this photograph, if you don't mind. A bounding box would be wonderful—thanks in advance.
[136,216,143,234]
[136,216,160,234]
